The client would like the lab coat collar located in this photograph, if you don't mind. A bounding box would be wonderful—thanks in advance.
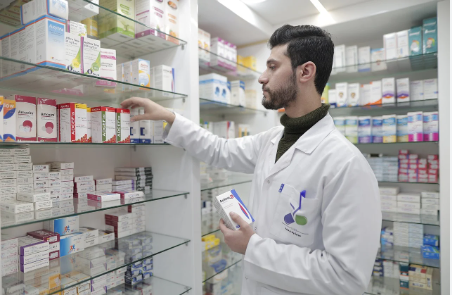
[270,113,335,155]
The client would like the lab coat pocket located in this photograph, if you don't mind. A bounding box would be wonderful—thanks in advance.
[270,185,320,247]
[260,286,279,295]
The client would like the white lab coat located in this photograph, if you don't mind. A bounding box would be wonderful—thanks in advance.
[164,113,382,295]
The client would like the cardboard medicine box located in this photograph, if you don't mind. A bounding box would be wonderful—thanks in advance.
[91,106,116,143]
[115,108,130,143]
[58,103,88,142]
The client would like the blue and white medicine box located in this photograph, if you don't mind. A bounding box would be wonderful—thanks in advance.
[423,235,439,247]
[60,232,84,257]
[45,216,79,236]
[423,17,437,54]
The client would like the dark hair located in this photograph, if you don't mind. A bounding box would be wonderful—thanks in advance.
[269,25,334,95]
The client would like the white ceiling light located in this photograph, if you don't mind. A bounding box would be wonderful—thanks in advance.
[310,0,328,14]
[241,0,267,4]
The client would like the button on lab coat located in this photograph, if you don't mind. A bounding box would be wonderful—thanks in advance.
[164,113,382,295]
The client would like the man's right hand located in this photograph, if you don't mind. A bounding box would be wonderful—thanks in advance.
[120,97,176,124]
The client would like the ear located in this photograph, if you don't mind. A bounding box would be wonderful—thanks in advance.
[296,61,316,83]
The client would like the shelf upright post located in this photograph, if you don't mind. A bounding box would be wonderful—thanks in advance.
[437,1,450,293]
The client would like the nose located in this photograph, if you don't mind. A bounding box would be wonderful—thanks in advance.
[258,74,268,85]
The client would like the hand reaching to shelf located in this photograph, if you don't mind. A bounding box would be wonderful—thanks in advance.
[121,97,176,124]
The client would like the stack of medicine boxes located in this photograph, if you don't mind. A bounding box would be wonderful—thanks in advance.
[394,222,424,249]
[380,187,399,213]
[2,238,19,277]
[95,178,113,192]
[18,236,50,273]
[397,192,421,215]
[114,167,153,194]
[50,162,75,200]
[366,155,398,182]
[409,265,434,290]
[121,233,153,286]
[28,229,61,261]
[0,147,34,218]
[421,191,440,216]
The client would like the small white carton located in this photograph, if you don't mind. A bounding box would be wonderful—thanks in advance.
[423,79,438,100]
[348,83,360,106]
[213,189,254,230]
[396,78,410,103]
[410,80,424,101]
[335,82,348,107]
[82,37,101,77]
[382,78,395,104]
[65,32,82,74]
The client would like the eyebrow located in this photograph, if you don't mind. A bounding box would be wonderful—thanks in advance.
[266,59,278,65]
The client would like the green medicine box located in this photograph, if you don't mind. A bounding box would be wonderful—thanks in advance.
[423,17,437,54]
[408,26,422,56]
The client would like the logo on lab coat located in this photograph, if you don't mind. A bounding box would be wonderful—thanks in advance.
[284,190,308,226]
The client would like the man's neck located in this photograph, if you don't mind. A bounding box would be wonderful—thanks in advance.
[285,94,322,118]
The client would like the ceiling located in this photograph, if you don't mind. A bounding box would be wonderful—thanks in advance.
[245,0,372,25]
[198,0,374,46]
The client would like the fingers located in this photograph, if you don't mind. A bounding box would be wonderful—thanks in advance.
[120,97,142,109]
[219,219,231,235]
[120,98,136,109]
[130,114,148,122]
[230,212,247,228]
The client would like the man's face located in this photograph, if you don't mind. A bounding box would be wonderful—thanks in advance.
[258,44,298,110]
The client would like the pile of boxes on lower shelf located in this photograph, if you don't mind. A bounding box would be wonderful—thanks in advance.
[0,146,153,225]
[380,187,440,216]
[373,221,439,291]
[2,225,155,295]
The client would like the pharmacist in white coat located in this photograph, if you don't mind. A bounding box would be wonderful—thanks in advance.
[122,25,381,295]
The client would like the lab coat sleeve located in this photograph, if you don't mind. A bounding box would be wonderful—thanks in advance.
[163,113,265,173]
[243,155,382,295]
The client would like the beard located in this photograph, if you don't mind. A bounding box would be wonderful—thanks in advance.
[261,72,298,110]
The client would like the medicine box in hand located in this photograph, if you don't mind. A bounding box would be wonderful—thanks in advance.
[213,189,254,231]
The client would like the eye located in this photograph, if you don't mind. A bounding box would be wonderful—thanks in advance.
[269,65,275,70]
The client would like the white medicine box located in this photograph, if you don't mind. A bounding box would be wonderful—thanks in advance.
[230,80,245,106]
[152,65,175,94]
[199,73,229,104]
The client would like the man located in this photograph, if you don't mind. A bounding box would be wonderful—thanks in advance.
[122,25,381,295]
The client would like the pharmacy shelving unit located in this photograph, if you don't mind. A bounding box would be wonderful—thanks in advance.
[0,0,204,294]
[197,27,266,291]
[200,173,253,294]
[317,2,449,294]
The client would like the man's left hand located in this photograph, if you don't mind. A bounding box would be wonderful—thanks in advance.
[219,212,255,255]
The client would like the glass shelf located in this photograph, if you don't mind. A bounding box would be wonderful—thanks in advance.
[199,49,262,80]
[382,212,440,226]
[0,57,186,104]
[365,277,440,295]
[2,232,190,295]
[201,212,221,237]
[203,248,243,283]
[200,98,267,115]
[203,262,242,295]
[0,142,170,147]
[1,189,188,229]
[201,173,253,192]
[0,0,186,58]
[107,277,191,295]
[377,246,440,268]
[329,100,438,116]
[329,53,438,81]
[354,142,439,148]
